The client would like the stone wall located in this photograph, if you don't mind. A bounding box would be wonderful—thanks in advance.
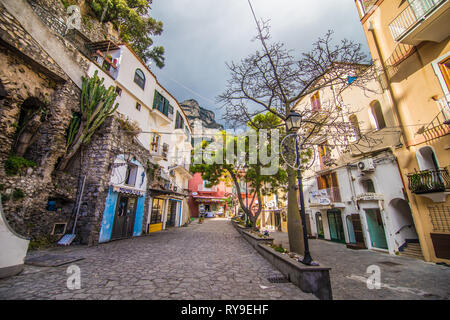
[0,41,80,238]
[28,0,119,43]
[69,116,154,245]
[0,0,154,247]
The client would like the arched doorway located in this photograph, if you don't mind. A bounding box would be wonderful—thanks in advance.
[315,212,324,239]
[389,198,419,247]
[13,97,46,157]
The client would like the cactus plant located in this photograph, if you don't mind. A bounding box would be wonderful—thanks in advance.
[58,71,119,170]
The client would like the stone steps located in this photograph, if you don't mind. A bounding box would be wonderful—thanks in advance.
[400,243,424,260]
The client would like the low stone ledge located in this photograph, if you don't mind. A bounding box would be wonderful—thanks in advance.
[240,229,274,249]
[256,243,332,300]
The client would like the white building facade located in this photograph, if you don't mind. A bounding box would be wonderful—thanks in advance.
[86,42,192,242]
[298,68,419,257]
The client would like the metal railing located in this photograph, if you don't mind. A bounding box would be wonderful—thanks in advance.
[389,0,446,41]
[407,167,450,194]
[418,94,450,138]
[311,187,342,204]
[198,184,218,192]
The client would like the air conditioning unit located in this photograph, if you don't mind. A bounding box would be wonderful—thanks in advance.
[357,158,375,172]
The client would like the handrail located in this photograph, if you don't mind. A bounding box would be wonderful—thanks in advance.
[407,167,450,194]
[395,224,412,235]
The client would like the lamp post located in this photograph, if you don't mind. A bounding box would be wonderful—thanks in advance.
[286,111,313,265]
[243,163,251,227]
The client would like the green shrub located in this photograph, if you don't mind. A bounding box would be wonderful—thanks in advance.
[12,188,25,200]
[29,236,54,251]
[4,156,37,176]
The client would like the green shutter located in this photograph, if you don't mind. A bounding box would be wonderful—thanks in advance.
[175,111,180,128]
[163,99,169,116]
[153,90,158,109]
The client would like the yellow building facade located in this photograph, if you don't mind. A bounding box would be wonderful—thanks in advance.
[355,0,450,263]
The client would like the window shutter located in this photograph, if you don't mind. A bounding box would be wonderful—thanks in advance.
[163,99,169,116]
[175,111,180,128]
[153,90,158,109]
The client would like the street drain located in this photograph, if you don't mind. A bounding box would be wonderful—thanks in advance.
[267,276,289,283]
[378,261,402,267]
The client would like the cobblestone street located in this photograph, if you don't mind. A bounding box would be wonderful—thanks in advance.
[0,219,315,300]
[271,232,450,300]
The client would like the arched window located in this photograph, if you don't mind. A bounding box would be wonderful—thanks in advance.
[134,69,145,90]
[349,114,361,139]
[370,100,386,130]
[416,146,440,171]
[362,179,376,193]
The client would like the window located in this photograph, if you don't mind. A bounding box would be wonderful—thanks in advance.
[370,100,386,130]
[362,179,376,193]
[175,111,184,129]
[115,86,122,96]
[438,57,450,92]
[150,198,164,224]
[416,146,440,171]
[349,114,361,139]
[153,90,171,118]
[318,141,331,168]
[134,69,145,90]
[311,92,321,111]
[135,102,141,111]
[151,133,161,153]
[125,164,138,187]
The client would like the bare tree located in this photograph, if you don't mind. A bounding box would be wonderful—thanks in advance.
[218,3,377,256]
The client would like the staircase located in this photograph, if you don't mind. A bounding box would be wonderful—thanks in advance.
[400,242,424,260]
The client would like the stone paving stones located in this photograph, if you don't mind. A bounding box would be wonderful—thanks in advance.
[0,218,316,300]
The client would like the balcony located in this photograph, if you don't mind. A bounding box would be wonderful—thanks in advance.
[150,143,168,161]
[388,0,450,45]
[407,168,449,202]
[198,184,218,193]
[310,187,342,207]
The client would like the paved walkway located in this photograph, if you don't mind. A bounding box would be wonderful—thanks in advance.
[0,219,315,300]
[270,232,450,300]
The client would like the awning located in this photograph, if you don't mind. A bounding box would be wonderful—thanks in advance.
[192,196,227,203]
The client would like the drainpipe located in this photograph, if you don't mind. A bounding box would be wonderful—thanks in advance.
[368,22,408,147]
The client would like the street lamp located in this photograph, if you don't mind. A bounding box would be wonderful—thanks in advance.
[243,163,251,228]
[285,111,314,266]
[286,111,302,132]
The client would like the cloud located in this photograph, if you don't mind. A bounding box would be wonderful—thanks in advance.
[150,0,370,127]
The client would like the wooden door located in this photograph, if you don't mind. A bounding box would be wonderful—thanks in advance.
[111,195,137,240]
[351,214,366,248]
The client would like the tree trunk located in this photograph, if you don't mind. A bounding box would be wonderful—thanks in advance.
[286,165,305,255]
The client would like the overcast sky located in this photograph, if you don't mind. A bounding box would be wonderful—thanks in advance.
[150,0,370,126]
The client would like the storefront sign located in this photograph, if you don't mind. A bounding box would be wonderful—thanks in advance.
[112,185,145,197]
[356,193,383,201]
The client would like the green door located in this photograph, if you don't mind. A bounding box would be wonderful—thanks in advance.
[327,209,345,243]
[316,213,324,239]
[365,209,388,250]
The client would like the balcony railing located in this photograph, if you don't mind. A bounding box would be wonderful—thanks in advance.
[311,187,342,205]
[198,184,218,192]
[407,168,450,194]
[389,0,446,41]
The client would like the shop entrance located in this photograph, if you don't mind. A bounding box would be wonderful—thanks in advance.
[365,209,388,250]
[167,200,178,227]
[111,195,137,240]
[327,209,345,243]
